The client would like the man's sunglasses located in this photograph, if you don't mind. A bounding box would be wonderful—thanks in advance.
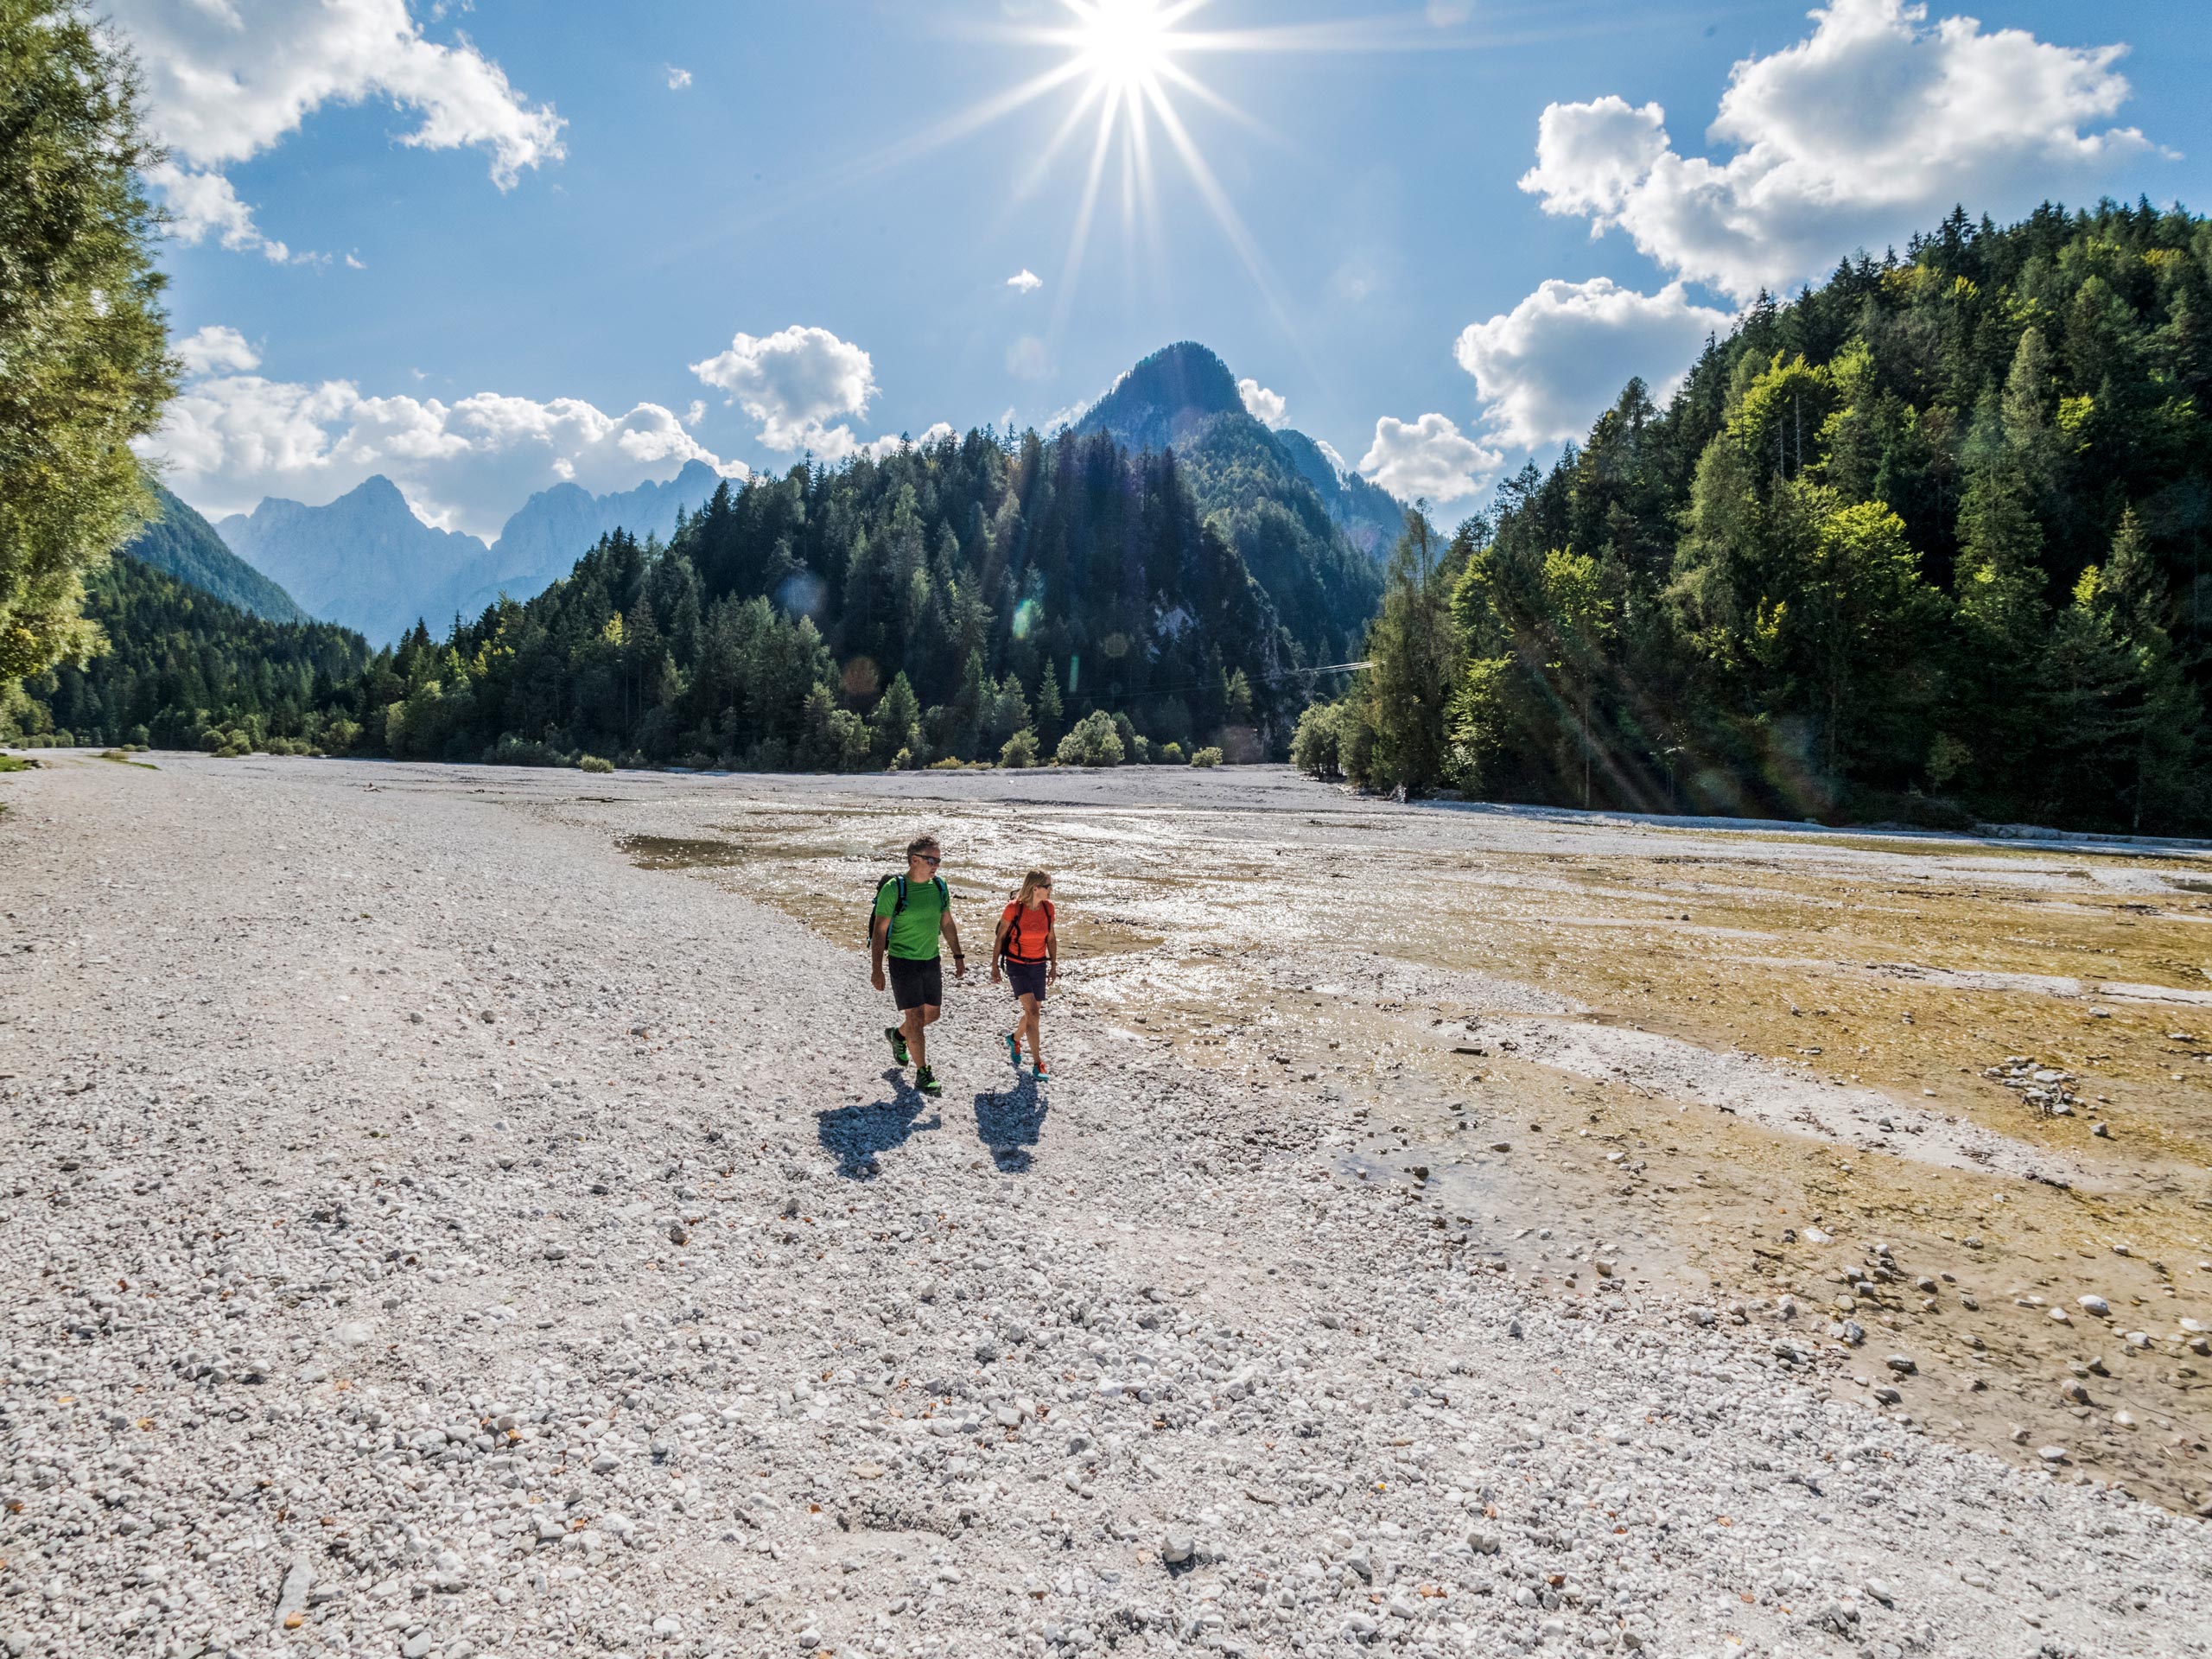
[918,853,942,864]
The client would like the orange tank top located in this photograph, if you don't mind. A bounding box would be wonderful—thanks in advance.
[1001,899,1054,963]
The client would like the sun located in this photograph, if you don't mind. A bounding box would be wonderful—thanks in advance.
[1071,0,1180,92]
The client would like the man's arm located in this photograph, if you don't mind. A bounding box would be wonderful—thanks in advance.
[870,914,890,989]
[941,910,967,978]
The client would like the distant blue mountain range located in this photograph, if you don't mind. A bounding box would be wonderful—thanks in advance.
[212,461,726,646]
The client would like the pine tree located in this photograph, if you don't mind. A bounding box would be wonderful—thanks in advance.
[1354,510,1459,796]
[1035,660,1065,751]
[869,671,922,767]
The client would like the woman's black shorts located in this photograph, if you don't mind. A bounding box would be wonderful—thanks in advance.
[887,956,943,1012]
[1003,958,1048,1002]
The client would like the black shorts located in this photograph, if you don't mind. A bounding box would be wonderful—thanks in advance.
[887,956,943,1013]
[1003,958,1048,1002]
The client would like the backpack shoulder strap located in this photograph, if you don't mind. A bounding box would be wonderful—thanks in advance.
[933,876,950,906]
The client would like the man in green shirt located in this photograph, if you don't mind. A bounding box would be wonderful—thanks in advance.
[871,834,966,1096]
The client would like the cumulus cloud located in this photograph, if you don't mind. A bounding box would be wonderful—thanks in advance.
[105,0,563,260]
[174,324,262,377]
[1357,414,1500,505]
[146,162,293,263]
[1454,277,1733,450]
[1520,0,2162,299]
[690,325,879,457]
[1007,269,1044,293]
[858,423,958,462]
[665,65,693,91]
[144,346,745,540]
[1237,378,1289,429]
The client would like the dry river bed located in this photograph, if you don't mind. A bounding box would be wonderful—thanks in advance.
[1,751,2209,1659]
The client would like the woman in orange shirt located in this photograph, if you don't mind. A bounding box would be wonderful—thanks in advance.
[990,869,1058,1080]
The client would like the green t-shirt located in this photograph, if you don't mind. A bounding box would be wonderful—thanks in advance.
[875,875,949,961]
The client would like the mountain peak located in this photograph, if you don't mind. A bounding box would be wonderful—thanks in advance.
[1103,341,1244,418]
[1076,340,1249,458]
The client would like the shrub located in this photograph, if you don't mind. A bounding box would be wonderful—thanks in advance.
[1291,701,1349,780]
[1191,746,1224,768]
[1157,741,1185,766]
[1054,709,1124,767]
[999,729,1039,769]
[487,736,563,768]
[928,756,967,770]
[577,753,614,774]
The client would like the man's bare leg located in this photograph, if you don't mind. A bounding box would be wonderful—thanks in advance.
[903,1005,931,1072]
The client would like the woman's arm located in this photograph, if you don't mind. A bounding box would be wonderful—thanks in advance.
[1046,919,1059,980]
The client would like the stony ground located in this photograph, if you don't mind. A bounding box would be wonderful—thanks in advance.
[1,753,2207,1659]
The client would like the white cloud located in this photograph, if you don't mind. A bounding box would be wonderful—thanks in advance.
[1454,277,1733,450]
[1236,378,1289,429]
[105,0,563,261]
[858,423,957,462]
[689,324,880,457]
[1039,400,1091,432]
[665,65,693,91]
[145,162,292,263]
[1357,415,1500,505]
[174,324,262,376]
[1007,269,1044,293]
[1520,0,2161,299]
[683,400,707,429]
[143,346,746,540]
[1426,1,1473,25]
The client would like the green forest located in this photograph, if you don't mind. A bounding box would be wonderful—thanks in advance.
[1,553,369,753]
[1300,201,2212,836]
[351,429,1303,771]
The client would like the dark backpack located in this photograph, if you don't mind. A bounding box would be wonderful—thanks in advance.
[870,873,947,946]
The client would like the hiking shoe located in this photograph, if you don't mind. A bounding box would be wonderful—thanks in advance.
[915,1065,943,1098]
[1004,1033,1021,1070]
[1033,1059,1051,1081]
[885,1025,910,1067]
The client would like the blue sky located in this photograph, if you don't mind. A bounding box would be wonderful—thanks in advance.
[118,0,2212,541]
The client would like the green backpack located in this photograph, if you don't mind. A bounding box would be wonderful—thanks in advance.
[868,873,947,946]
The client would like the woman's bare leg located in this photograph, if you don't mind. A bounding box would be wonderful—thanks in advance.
[1020,994,1043,1067]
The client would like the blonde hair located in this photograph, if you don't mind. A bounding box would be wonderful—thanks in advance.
[1013,869,1052,906]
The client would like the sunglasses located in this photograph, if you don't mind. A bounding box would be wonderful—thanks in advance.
[918,853,942,865]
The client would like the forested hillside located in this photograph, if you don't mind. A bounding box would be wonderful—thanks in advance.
[1078,342,1388,657]
[0,554,369,753]
[127,483,310,624]
[353,425,1301,769]
[1313,202,2212,836]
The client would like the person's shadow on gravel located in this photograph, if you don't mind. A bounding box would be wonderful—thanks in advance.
[974,1078,1049,1173]
[817,1071,940,1179]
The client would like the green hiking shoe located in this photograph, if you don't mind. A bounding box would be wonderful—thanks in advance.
[1005,1033,1021,1070]
[915,1065,943,1098]
[885,1025,910,1067]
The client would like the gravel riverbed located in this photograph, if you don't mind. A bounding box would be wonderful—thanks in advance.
[1,754,2206,1659]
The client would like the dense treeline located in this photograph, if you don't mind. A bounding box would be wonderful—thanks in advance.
[1303,202,2212,836]
[0,553,369,752]
[349,426,1297,770]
